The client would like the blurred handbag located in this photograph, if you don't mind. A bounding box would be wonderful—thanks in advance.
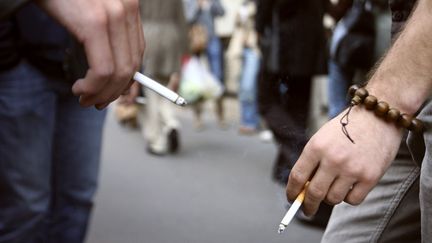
[179,56,224,104]
[331,0,376,69]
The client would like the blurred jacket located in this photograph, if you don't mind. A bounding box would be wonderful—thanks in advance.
[0,3,78,81]
[140,0,188,82]
[183,0,225,37]
[0,0,29,19]
[256,0,327,77]
[227,1,259,57]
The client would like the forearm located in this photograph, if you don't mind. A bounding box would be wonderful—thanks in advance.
[0,0,29,19]
[367,0,432,115]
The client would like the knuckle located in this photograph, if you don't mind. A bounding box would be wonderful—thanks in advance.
[326,155,345,168]
[108,2,126,21]
[307,186,326,201]
[326,192,344,205]
[307,137,325,153]
[346,193,365,205]
[345,165,362,178]
[95,66,114,80]
[360,172,378,185]
[289,169,307,185]
[89,13,108,28]
[115,66,134,82]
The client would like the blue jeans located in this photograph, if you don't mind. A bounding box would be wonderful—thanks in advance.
[206,36,223,82]
[239,48,260,129]
[327,60,355,119]
[0,62,106,243]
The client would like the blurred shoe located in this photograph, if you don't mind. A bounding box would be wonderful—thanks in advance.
[146,146,166,156]
[168,129,180,153]
[259,130,274,143]
[238,126,257,135]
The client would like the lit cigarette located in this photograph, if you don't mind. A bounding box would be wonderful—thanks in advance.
[133,72,187,106]
[278,182,310,234]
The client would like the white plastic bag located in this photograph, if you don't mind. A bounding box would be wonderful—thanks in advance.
[179,57,224,103]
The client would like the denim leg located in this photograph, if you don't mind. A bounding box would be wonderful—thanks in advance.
[327,60,354,119]
[206,36,223,82]
[239,48,260,128]
[0,62,56,242]
[47,94,106,243]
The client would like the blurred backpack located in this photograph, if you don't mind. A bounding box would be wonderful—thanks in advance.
[331,0,376,70]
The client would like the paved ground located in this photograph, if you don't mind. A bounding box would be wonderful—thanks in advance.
[86,101,324,243]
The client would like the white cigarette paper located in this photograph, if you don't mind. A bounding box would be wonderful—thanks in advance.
[133,72,187,106]
[278,182,309,234]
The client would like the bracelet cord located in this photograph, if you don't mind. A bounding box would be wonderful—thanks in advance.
[340,85,424,145]
[340,103,356,144]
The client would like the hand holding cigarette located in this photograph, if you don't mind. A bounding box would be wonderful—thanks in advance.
[278,182,309,234]
[38,0,145,109]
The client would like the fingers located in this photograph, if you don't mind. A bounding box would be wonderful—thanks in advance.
[302,164,336,216]
[72,10,114,106]
[122,0,141,71]
[325,176,357,205]
[286,141,321,202]
[345,181,374,205]
[94,0,133,107]
[71,0,143,108]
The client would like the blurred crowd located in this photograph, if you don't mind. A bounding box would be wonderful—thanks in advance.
[116,0,388,181]
[115,0,391,227]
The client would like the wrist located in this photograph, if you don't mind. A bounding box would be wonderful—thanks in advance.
[348,85,424,133]
[366,79,426,115]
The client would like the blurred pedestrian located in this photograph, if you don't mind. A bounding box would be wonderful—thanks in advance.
[226,0,261,135]
[327,0,379,119]
[0,0,143,241]
[256,0,326,187]
[137,0,188,155]
[183,0,226,129]
[256,0,331,227]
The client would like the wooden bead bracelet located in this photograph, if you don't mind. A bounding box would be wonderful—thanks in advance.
[340,84,424,144]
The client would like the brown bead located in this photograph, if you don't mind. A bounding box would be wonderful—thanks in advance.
[351,95,362,105]
[348,85,360,97]
[354,88,369,100]
[409,118,424,133]
[374,101,389,117]
[398,114,413,129]
[386,108,401,122]
[364,95,378,110]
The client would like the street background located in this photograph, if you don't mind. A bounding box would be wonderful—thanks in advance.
[86,97,326,243]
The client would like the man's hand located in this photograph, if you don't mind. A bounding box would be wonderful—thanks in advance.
[36,0,145,109]
[118,81,140,105]
[286,107,404,216]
